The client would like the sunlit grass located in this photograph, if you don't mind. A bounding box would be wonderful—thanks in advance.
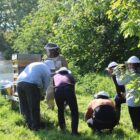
[0,73,140,140]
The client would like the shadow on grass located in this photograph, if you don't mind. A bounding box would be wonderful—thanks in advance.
[31,126,130,140]
[30,117,131,140]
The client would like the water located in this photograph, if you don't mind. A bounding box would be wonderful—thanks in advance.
[0,60,13,81]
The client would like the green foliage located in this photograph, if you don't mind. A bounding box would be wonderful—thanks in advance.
[13,0,67,54]
[76,72,115,97]
[0,0,38,59]
[113,65,140,103]
[107,0,140,47]
[0,0,38,31]
[13,0,140,73]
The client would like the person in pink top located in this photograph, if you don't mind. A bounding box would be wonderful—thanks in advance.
[85,91,117,132]
[53,67,79,135]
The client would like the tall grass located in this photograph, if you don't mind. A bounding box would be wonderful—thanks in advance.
[0,73,140,140]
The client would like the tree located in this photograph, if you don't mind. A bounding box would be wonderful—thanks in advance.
[107,0,140,47]
[13,0,140,73]
[51,0,139,73]
[0,0,39,59]
[0,0,38,31]
[13,0,71,54]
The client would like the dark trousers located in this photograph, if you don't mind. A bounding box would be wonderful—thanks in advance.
[17,82,41,130]
[89,105,117,131]
[54,85,79,134]
[114,93,126,122]
[128,106,140,131]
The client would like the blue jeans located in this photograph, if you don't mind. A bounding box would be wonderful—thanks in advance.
[54,85,79,134]
[17,82,41,130]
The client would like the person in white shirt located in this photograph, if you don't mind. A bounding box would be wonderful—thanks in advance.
[115,56,140,131]
[17,62,51,130]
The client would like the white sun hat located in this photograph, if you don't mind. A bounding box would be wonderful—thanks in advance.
[94,91,109,98]
[106,61,118,70]
[126,56,140,64]
[56,67,71,74]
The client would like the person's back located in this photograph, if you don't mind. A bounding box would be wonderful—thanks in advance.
[17,62,50,90]
[17,62,51,130]
[85,91,117,132]
[53,67,79,135]
[53,71,75,88]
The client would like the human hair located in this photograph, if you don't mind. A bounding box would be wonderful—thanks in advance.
[59,71,69,75]
[131,63,140,74]
[96,95,109,99]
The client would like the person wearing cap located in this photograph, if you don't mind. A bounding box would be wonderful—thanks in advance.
[44,42,68,110]
[106,62,126,123]
[16,62,51,131]
[53,67,79,135]
[116,56,140,131]
[85,91,117,132]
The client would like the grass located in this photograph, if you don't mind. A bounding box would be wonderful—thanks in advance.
[0,73,140,140]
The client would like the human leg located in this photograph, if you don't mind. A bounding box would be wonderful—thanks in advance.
[23,83,41,130]
[65,86,79,134]
[114,93,125,123]
[128,106,140,131]
[46,79,55,109]
[17,82,31,128]
[54,88,66,130]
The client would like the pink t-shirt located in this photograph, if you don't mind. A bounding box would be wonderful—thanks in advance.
[53,73,75,87]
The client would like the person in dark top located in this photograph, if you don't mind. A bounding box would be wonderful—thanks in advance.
[106,62,126,123]
[53,67,79,135]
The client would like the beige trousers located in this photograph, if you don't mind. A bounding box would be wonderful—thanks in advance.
[46,78,55,109]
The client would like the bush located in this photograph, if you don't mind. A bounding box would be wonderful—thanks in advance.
[76,72,115,97]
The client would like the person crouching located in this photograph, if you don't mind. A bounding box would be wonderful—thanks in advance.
[85,91,117,132]
[53,67,79,135]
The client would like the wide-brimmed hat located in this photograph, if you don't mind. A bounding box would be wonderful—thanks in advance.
[56,67,71,74]
[94,91,109,99]
[126,56,140,64]
[105,61,118,70]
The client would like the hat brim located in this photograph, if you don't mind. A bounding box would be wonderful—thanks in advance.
[56,69,71,74]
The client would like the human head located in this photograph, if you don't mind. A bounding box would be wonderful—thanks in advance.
[106,61,118,74]
[94,91,109,99]
[126,56,140,70]
[44,42,60,58]
[55,67,71,74]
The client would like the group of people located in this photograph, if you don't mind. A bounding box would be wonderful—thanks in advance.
[16,42,140,134]
[16,42,79,135]
[105,56,140,132]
